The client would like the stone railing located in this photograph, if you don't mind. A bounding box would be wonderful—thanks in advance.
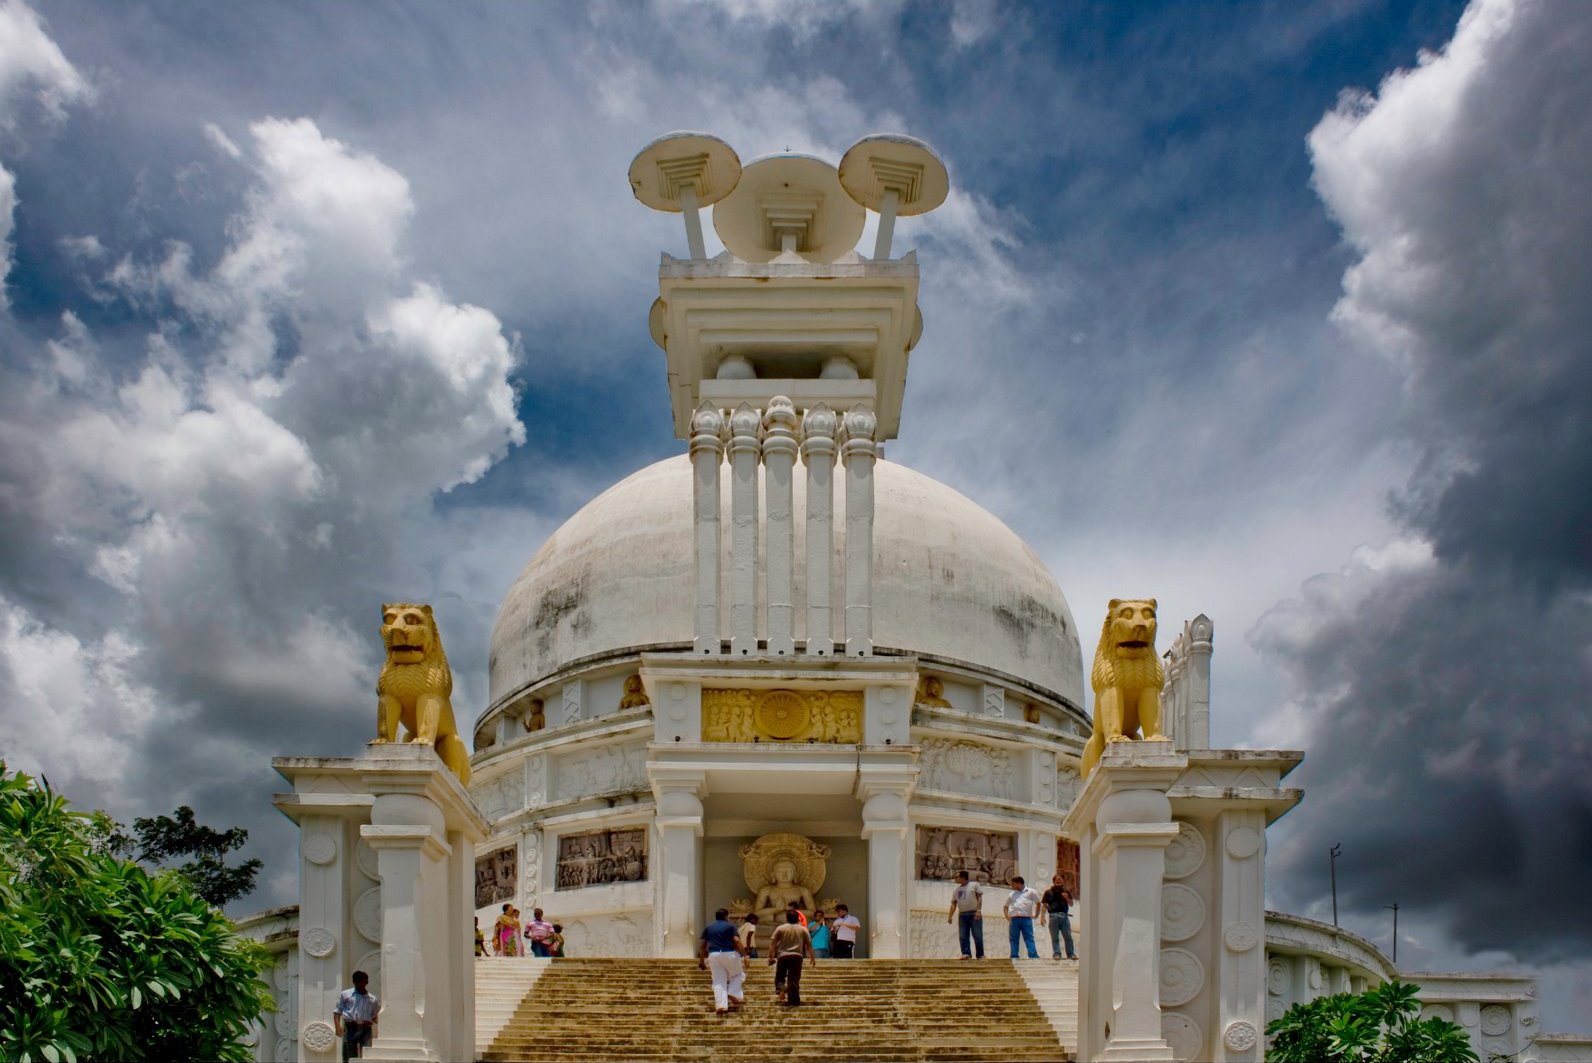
[234,905,299,1063]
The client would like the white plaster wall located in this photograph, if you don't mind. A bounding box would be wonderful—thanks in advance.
[489,457,1083,709]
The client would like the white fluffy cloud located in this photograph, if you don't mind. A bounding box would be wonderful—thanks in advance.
[0,111,524,827]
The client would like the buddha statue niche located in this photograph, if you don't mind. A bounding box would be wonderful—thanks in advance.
[730,832,838,930]
[754,858,815,923]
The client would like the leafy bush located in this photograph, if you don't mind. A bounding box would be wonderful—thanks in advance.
[1267,979,1478,1062]
[0,764,275,1063]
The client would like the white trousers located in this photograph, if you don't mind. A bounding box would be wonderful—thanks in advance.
[707,951,744,1011]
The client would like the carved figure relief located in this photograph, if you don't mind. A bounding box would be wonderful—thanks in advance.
[618,674,650,709]
[729,833,839,923]
[916,826,1018,884]
[562,913,652,957]
[1023,703,1041,724]
[555,828,647,890]
[701,688,862,743]
[470,770,525,821]
[919,738,1015,800]
[474,844,518,909]
[1055,764,1082,811]
[554,741,646,800]
[374,602,470,784]
[1082,598,1165,778]
[915,676,952,708]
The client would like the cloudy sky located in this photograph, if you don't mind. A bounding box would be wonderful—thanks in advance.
[2,0,1588,1030]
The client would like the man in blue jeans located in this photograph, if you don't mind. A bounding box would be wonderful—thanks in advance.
[1003,875,1041,959]
[945,870,985,959]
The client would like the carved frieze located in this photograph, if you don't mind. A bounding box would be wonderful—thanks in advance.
[916,825,1017,883]
[701,688,862,743]
[554,741,646,800]
[474,843,518,909]
[470,769,525,821]
[919,738,1015,800]
[556,827,648,890]
[562,913,652,957]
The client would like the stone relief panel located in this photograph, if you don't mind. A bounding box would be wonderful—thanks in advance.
[474,843,518,909]
[1055,764,1082,810]
[909,910,959,958]
[916,826,1017,883]
[701,688,863,743]
[919,739,1016,800]
[556,827,648,890]
[561,913,652,957]
[1162,1012,1204,1062]
[553,741,646,801]
[470,769,525,822]
[1055,837,1080,896]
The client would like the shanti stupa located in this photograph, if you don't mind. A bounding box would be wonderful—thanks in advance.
[243,133,1589,1063]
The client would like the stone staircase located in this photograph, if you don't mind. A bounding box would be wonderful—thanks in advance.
[476,957,553,1052]
[477,957,1074,1062]
[1015,959,1080,1052]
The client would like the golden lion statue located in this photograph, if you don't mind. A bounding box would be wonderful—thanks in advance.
[1080,598,1165,778]
[375,602,470,785]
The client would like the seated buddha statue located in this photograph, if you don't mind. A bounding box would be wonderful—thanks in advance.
[754,858,816,924]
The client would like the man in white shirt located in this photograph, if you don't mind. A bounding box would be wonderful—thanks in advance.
[946,870,985,959]
[830,904,861,958]
[332,970,380,1061]
[1002,875,1041,959]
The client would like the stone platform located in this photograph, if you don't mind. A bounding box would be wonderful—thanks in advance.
[477,957,1075,1062]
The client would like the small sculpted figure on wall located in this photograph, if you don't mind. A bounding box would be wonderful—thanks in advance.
[1080,598,1165,778]
[374,602,470,785]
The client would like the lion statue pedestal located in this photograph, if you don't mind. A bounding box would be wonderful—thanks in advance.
[375,602,470,785]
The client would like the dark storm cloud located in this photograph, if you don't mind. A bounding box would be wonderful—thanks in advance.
[1263,0,1592,962]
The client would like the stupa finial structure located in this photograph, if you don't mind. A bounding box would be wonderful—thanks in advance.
[628,131,743,260]
[838,133,949,259]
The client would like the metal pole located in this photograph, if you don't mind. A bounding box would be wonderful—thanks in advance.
[1330,844,1341,927]
[1385,903,1399,964]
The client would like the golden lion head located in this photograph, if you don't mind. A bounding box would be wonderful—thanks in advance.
[1103,598,1157,658]
[381,602,438,665]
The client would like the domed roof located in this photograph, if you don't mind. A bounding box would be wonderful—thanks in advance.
[489,456,1083,711]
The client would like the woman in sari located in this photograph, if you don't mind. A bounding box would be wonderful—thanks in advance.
[493,903,521,956]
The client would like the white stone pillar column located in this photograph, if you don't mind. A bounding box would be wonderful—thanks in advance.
[653,776,705,957]
[728,402,762,655]
[293,814,352,1063]
[762,397,798,656]
[689,403,726,654]
[841,406,876,657]
[1185,615,1214,749]
[858,754,916,959]
[1064,742,1186,1063]
[1211,807,1266,1062]
[801,403,838,655]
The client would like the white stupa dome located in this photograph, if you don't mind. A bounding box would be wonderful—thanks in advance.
[488,456,1083,715]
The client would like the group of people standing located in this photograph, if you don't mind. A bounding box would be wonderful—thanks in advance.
[947,870,1076,961]
[479,903,565,957]
[698,901,861,1014]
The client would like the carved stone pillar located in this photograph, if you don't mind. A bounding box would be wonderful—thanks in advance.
[858,753,916,958]
[651,773,705,957]
[689,402,726,654]
[728,403,761,655]
[274,745,487,1063]
[1065,742,1185,1063]
[762,397,798,656]
[800,403,838,655]
[841,406,876,657]
[1183,616,1213,749]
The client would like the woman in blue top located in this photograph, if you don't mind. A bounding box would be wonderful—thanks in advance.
[809,909,831,958]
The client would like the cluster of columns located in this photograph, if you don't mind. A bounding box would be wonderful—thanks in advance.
[689,396,877,657]
[1162,615,1214,750]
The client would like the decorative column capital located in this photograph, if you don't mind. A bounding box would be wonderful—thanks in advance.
[761,395,799,458]
[801,402,838,459]
[1187,613,1214,656]
[689,402,726,458]
[841,405,877,458]
[728,401,762,457]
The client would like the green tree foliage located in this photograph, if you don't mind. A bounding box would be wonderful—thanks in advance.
[1267,979,1479,1062]
[131,805,264,907]
[0,764,275,1063]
